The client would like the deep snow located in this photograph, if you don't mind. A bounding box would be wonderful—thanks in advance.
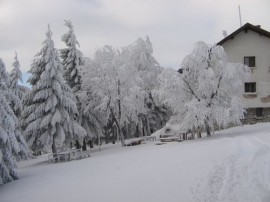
[1,123,270,202]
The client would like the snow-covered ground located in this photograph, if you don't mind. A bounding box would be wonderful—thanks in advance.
[1,123,270,202]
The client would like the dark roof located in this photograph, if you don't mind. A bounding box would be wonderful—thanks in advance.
[217,23,270,45]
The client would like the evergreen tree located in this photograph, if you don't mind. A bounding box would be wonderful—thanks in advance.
[60,20,94,149]
[0,59,27,185]
[21,25,86,153]
[9,52,29,116]
[60,20,84,92]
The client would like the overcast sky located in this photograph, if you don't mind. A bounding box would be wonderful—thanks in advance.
[0,0,269,77]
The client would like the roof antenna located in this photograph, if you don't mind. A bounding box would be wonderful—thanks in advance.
[222,30,228,38]
[238,5,242,27]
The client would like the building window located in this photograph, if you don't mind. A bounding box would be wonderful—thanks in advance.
[244,56,255,67]
[245,82,256,93]
[256,108,263,117]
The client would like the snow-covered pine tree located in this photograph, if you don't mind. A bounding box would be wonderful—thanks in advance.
[21,25,86,153]
[9,52,29,116]
[159,42,250,137]
[60,20,91,149]
[0,59,28,185]
[60,20,84,92]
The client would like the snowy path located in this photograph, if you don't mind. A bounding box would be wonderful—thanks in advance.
[193,126,270,202]
[1,123,270,202]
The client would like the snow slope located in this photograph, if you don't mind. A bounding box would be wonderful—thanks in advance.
[1,123,270,202]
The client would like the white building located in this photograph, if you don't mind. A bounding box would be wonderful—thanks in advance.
[217,23,270,124]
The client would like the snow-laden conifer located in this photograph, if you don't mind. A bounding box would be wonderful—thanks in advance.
[9,52,29,116]
[9,52,30,99]
[159,42,250,137]
[60,20,92,149]
[0,59,28,185]
[21,25,86,153]
[60,20,84,93]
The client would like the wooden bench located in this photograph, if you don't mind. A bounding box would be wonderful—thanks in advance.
[144,136,156,141]
[124,138,145,146]
[74,150,91,160]
[48,149,90,163]
[159,136,183,142]
[48,154,60,163]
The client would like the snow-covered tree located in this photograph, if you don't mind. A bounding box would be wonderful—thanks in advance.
[79,58,106,147]
[9,52,25,98]
[60,20,91,149]
[131,36,160,91]
[80,37,171,144]
[81,45,148,145]
[21,25,86,153]
[9,52,29,116]
[159,42,250,137]
[60,20,84,93]
[130,36,170,136]
[0,59,28,185]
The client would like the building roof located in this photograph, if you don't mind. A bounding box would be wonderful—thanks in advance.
[217,23,270,45]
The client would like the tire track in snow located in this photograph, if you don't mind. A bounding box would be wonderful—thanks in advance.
[192,138,245,202]
[244,136,270,202]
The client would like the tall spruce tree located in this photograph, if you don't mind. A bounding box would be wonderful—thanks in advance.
[60,20,84,92]
[60,20,92,149]
[21,25,86,153]
[0,59,28,185]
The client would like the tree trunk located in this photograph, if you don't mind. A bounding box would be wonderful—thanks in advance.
[183,133,186,140]
[111,115,124,146]
[191,130,195,139]
[75,140,81,149]
[146,116,151,136]
[114,119,124,146]
[110,107,124,146]
[204,116,211,137]
[128,122,132,139]
[52,135,57,154]
[206,124,211,137]
[117,79,123,144]
[197,127,202,139]
[135,125,139,137]
[98,132,101,151]
[104,128,109,144]
[82,138,87,151]
[138,118,143,137]
[89,139,94,148]
[115,121,124,146]
[112,126,116,144]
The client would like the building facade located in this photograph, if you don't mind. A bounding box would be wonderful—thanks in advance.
[218,23,270,124]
